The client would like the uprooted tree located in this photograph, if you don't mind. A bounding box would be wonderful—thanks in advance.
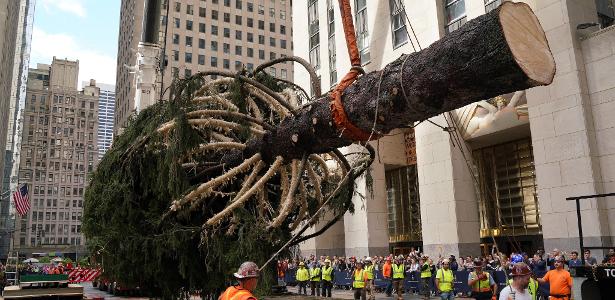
[83,2,555,298]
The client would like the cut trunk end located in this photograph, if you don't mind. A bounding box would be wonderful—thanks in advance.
[499,2,556,85]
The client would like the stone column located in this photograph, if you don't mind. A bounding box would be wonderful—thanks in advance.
[415,115,481,258]
[527,0,612,256]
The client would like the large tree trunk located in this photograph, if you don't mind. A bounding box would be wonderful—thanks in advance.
[247,2,555,163]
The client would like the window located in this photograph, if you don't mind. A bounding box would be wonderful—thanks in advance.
[247,2,254,12]
[186,20,193,30]
[270,37,276,47]
[385,165,422,243]
[258,5,264,14]
[281,69,287,79]
[258,35,265,44]
[247,48,254,57]
[173,34,180,44]
[223,43,230,53]
[198,55,205,65]
[355,0,370,64]
[280,25,286,34]
[236,0,242,9]
[247,63,254,70]
[211,41,218,50]
[247,32,254,42]
[235,45,242,55]
[269,7,275,18]
[185,53,193,63]
[270,52,276,60]
[224,27,230,38]
[235,61,243,71]
[259,49,265,59]
[211,57,218,67]
[389,0,408,48]
[308,0,320,69]
[224,0,230,7]
[270,22,275,32]
[247,18,253,27]
[212,25,219,35]
[199,23,206,33]
[223,59,230,69]
[258,20,264,30]
[484,0,502,13]
[175,2,181,12]
[186,36,193,47]
[235,30,242,40]
[224,12,230,22]
[327,0,337,84]
[269,67,276,77]
[199,7,206,17]
[236,15,242,25]
[212,10,218,20]
[187,4,194,14]
[173,50,179,61]
[280,11,286,20]
[281,39,287,49]
[174,17,180,28]
[445,0,466,34]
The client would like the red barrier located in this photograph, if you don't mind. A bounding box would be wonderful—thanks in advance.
[68,268,101,283]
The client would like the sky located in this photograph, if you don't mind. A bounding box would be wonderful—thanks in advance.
[30,0,121,88]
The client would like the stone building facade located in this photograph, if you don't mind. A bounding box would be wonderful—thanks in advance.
[293,0,615,259]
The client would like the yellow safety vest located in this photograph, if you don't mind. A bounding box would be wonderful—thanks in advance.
[310,267,321,281]
[470,271,491,292]
[353,269,365,288]
[322,266,333,282]
[296,267,309,282]
[365,265,374,280]
[436,268,454,292]
[420,263,432,278]
[508,278,538,300]
[392,264,405,279]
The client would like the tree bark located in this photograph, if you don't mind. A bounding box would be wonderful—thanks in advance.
[246,2,555,163]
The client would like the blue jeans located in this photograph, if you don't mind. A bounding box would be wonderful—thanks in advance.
[384,279,392,295]
[440,291,455,300]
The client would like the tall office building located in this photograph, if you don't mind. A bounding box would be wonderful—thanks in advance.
[294,0,615,258]
[14,58,99,258]
[0,0,35,259]
[114,0,294,132]
[82,82,115,158]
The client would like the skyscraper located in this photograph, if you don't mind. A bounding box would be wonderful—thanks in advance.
[83,82,115,158]
[14,58,99,258]
[0,0,35,260]
[114,0,294,133]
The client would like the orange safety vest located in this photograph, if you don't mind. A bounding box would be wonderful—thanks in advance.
[218,286,257,300]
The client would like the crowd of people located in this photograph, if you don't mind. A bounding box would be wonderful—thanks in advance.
[276,247,615,300]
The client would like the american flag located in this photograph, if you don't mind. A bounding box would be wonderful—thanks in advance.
[13,184,30,216]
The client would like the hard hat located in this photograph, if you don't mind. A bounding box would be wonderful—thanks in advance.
[510,263,532,277]
[324,259,331,264]
[511,254,524,264]
[233,261,259,279]
[299,262,305,266]
[365,257,372,262]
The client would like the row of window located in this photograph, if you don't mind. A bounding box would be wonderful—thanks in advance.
[172,63,288,79]
[30,198,84,208]
[172,0,287,20]
[171,14,287,34]
[22,237,82,247]
[171,30,288,50]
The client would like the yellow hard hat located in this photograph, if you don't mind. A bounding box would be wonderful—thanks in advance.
[325,259,331,264]
[299,262,305,266]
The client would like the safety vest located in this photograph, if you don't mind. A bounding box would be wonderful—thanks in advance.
[322,266,333,282]
[508,278,538,300]
[420,263,432,278]
[296,267,309,282]
[219,286,256,300]
[470,271,491,292]
[353,269,365,288]
[392,264,405,279]
[310,267,321,281]
[436,268,454,292]
[365,264,374,280]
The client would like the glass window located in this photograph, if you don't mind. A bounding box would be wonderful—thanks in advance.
[211,25,219,35]
[186,4,193,14]
[281,69,287,79]
[236,15,242,25]
[258,20,265,30]
[270,37,276,47]
[236,0,242,9]
[280,25,286,34]
[224,12,230,22]
[389,0,408,48]
[223,43,230,53]
[212,10,218,20]
[199,23,206,33]
[211,40,218,51]
[223,59,230,69]
[247,48,254,57]
[258,35,265,44]
[224,0,230,7]
[445,0,466,34]
[355,0,370,64]
[247,18,253,27]
[247,2,254,12]
[259,49,265,59]
[484,0,502,13]
[247,32,254,42]
[198,54,205,65]
[308,0,320,69]
[258,5,264,14]
[269,7,275,18]
[199,38,206,49]
[270,22,275,32]
[235,45,242,55]
[185,52,192,63]
[211,57,218,67]
[174,2,181,12]
[173,34,180,44]
[281,39,287,49]
[385,165,422,243]
[185,36,193,46]
[173,50,179,61]
[174,17,180,28]
[199,7,206,17]
[224,27,230,38]
[235,61,243,71]
[186,20,193,30]
[235,30,242,40]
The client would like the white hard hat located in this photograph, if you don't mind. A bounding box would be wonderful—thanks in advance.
[233,261,260,279]
[365,257,372,262]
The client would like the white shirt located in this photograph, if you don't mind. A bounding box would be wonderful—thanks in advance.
[499,285,531,300]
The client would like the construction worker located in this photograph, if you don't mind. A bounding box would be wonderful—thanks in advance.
[500,262,535,300]
[382,256,393,297]
[219,261,259,300]
[468,259,497,300]
[392,256,405,300]
[321,259,334,298]
[309,261,321,296]
[352,261,368,300]
[537,256,572,300]
[295,262,309,295]
[435,259,455,300]
[364,257,375,300]
[419,256,432,300]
